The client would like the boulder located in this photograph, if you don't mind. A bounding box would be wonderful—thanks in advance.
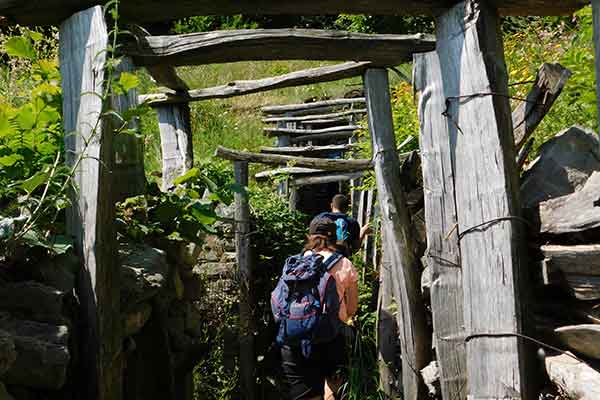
[120,244,169,309]
[0,313,69,390]
[0,282,65,324]
[521,126,600,209]
[33,252,78,294]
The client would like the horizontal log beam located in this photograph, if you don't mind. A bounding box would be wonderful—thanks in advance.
[255,167,324,180]
[0,1,588,26]
[265,125,362,137]
[262,97,365,115]
[139,62,371,106]
[215,146,372,171]
[290,131,355,144]
[292,171,365,186]
[124,30,435,68]
[262,109,367,124]
[541,244,600,276]
[260,144,358,156]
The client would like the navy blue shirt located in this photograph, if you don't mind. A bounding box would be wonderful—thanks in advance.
[315,212,361,255]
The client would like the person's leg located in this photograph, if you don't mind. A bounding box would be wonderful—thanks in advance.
[281,346,325,400]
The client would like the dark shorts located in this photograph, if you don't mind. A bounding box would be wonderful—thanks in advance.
[280,335,348,400]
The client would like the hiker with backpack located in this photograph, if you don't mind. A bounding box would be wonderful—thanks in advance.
[314,194,372,257]
[271,217,359,400]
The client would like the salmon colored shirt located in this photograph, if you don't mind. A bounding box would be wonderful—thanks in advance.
[305,250,359,323]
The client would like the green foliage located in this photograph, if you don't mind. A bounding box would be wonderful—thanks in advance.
[173,15,259,34]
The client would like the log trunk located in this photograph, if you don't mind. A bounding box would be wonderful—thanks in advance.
[260,144,358,157]
[124,30,435,67]
[215,146,372,171]
[292,171,364,186]
[545,353,600,400]
[157,103,193,190]
[59,6,121,400]
[436,1,529,398]
[414,50,467,400]
[264,125,361,137]
[263,109,366,124]
[364,68,430,400]
[262,98,365,115]
[290,130,355,144]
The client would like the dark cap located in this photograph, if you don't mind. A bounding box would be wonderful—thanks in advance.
[309,216,336,239]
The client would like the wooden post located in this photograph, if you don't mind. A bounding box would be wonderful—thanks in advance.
[362,189,375,266]
[363,68,430,400]
[59,6,121,400]
[276,116,292,197]
[413,51,467,400]
[436,1,529,398]
[234,161,255,400]
[157,103,193,190]
[593,0,600,134]
[112,57,145,202]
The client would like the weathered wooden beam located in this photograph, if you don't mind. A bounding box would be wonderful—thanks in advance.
[260,144,357,156]
[364,68,430,400]
[541,244,600,276]
[291,171,365,186]
[112,57,145,202]
[234,161,255,400]
[512,63,571,151]
[124,30,435,68]
[593,0,600,135]
[0,0,588,26]
[545,353,600,400]
[262,109,367,124]
[414,51,466,400]
[255,167,322,181]
[436,1,529,398]
[555,325,600,359]
[215,146,372,171]
[59,6,121,400]
[157,104,193,190]
[290,131,355,144]
[264,125,361,137]
[140,62,371,106]
[262,98,365,115]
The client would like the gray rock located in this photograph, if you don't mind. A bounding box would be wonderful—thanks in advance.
[521,126,600,209]
[33,252,78,294]
[0,282,65,325]
[120,244,169,309]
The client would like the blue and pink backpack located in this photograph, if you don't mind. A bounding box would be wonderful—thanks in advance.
[270,251,343,357]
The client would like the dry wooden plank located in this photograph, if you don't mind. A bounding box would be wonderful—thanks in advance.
[512,63,571,151]
[539,257,600,300]
[255,167,323,180]
[436,1,528,398]
[290,131,355,144]
[364,68,430,400]
[262,98,365,115]
[59,6,121,400]
[215,146,371,171]
[413,50,466,400]
[157,104,193,190]
[112,57,145,202]
[545,353,600,400]
[139,62,371,105]
[541,245,600,276]
[234,161,255,400]
[265,125,361,137]
[539,171,600,234]
[1,0,588,26]
[262,109,367,124]
[123,29,435,68]
[260,144,358,156]
[555,325,600,359]
[292,171,365,186]
[593,0,600,134]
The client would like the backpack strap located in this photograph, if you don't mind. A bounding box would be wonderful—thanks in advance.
[322,252,343,271]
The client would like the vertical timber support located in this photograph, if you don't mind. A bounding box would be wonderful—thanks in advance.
[59,6,121,400]
[277,115,293,197]
[364,68,430,400]
[112,57,145,202]
[414,51,467,400]
[157,103,193,190]
[593,0,600,134]
[436,1,529,398]
[234,161,255,400]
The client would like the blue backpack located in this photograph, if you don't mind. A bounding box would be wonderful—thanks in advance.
[270,252,343,357]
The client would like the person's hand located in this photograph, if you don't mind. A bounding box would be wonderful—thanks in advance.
[360,224,373,237]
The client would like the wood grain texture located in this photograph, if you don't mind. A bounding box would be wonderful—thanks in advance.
[112,57,145,202]
[255,167,323,180]
[157,104,193,190]
[545,353,600,400]
[263,109,366,124]
[539,171,600,234]
[260,144,358,156]
[541,244,600,276]
[140,62,371,105]
[291,171,364,186]
[290,131,355,144]
[413,51,466,400]
[263,98,365,115]
[265,124,361,137]
[555,325,600,359]
[59,6,121,400]
[215,146,371,171]
[0,0,588,26]
[364,68,430,400]
[123,29,435,67]
[512,63,571,150]
[436,1,528,398]
[234,161,255,400]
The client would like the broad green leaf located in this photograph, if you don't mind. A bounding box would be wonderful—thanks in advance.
[18,171,49,194]
[189,202,217,225]
[5,36,36,60]
[28,31,44,42]
[0,111,14,138]
[173,168,200,186]
[17,106,36,130]
[0,154,24,167]
[118,72,140,92]
[153,201,180,224]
